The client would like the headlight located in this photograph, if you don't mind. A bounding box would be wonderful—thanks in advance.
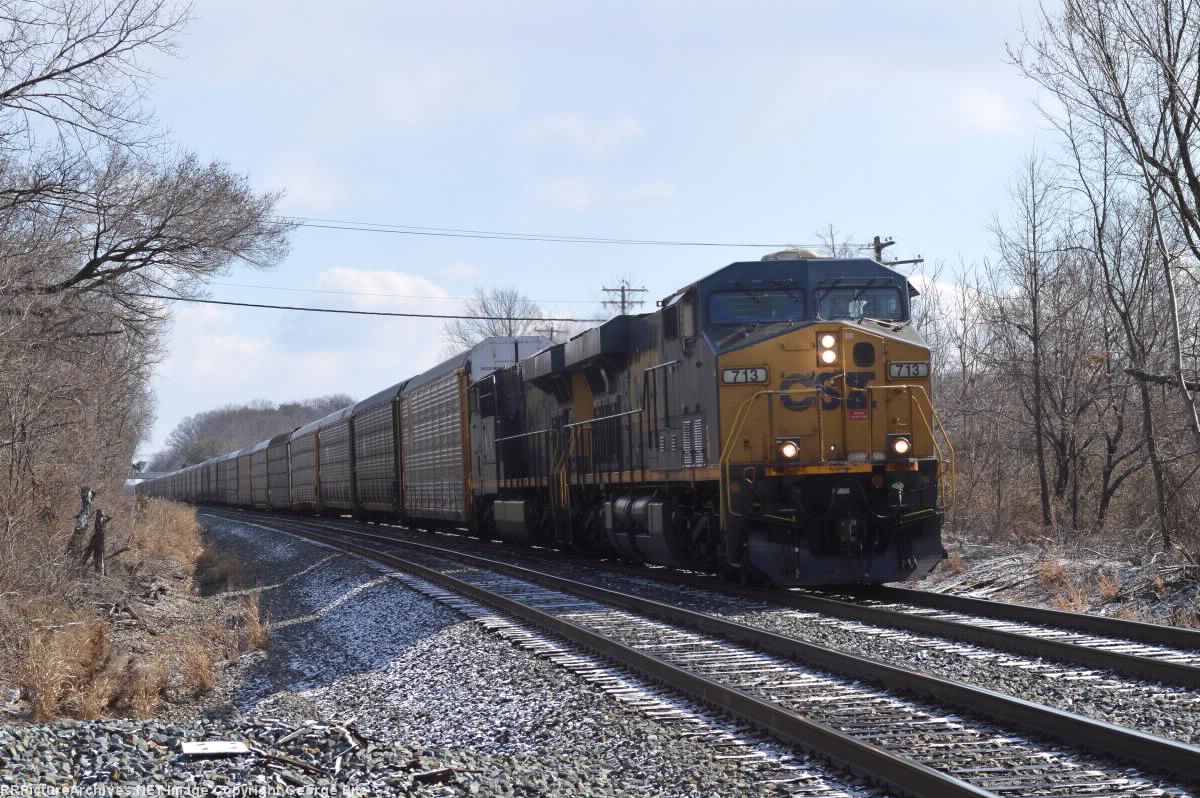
[818,332,838,364]
[889,435,912,457]
[778,440,799,459]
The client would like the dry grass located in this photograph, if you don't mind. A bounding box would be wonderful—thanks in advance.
[126,497,204,567]
[241,593,270,651]
[1097,572,1122,601]
[1039,559,1070,590]
[1053,580,1090,612]
[67,667,121,720]
[19,616,114,721]
[944,551,964,575]
[2,499,238,721]
[180,642,215,696]
[21,630,68,721]
[124,657,165,719]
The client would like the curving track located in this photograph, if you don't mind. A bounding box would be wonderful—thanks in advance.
[209,507,1200,690]
[202,508,1200,798]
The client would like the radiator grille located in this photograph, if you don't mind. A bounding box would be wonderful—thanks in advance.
[682,417,706,468]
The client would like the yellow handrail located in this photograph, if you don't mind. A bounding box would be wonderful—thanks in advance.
[865,384,956,511]
[718,388,822,530]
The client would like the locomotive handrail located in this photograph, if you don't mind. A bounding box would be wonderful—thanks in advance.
[494,428,555,442]
[718,387,823,530]
[909,386,956,509]
[863,384,956,511]
[562,407,644,428]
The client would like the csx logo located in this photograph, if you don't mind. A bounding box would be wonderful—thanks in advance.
[780,372,875,411]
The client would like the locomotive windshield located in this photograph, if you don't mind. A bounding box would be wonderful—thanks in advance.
[708,289,806,325]
[816,285,905,321]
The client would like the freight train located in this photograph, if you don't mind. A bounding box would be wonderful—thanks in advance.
[137,252,953,585]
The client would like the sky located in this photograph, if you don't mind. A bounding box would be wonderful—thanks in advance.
[139,0,1051,458]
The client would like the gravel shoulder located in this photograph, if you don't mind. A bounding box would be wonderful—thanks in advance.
[1,514,861,797]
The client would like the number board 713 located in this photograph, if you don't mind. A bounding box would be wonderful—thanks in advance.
[888,361,930,379]
[722,367,768,385]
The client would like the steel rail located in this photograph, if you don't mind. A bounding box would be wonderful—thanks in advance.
[217,513,995,798]
[856,584,1200,650]
[228,508,1200,690]
[205,508,1200,785]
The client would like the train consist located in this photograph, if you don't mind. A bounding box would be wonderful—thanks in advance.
[138,253,953,585]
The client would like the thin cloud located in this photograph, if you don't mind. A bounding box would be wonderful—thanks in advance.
[531,176,602,212]
[531,176,676,212]
[621,181,677,202]
[314,268,450,308]
[948,86,1017,136]
[516,112,644,158]
[263,152,347,213]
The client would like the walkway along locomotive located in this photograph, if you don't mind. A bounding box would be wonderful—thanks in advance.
[138,252,954,585]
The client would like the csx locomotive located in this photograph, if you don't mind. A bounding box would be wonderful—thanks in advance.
[138,252,952,585]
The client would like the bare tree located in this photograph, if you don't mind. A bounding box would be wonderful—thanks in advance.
[815,224,860,258]
[0,1,292,597]
[0,0,189,148]
[984,155,1067,529]
[442,287,546,352]
[1013,0,1200,447]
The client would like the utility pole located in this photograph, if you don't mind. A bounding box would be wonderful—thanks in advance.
[535,320,563,341]
[872,234,924,268]
[601,279,647,315]
[872,235,895,262]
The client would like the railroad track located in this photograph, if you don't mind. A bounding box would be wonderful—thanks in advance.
[202,508,1199,797]
[211,507,1200,691]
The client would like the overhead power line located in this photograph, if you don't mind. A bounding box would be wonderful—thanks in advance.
[127,293,598,322]
[284,215,852,249]
[208,281,601,304]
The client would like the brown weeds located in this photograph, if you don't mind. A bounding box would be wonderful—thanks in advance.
[128,498,203,567]
[2,499,239,722]
[1039,559,1069,590]
[944,551,964,575]
[180,642,215,696]
[19,616,115,720]
[68,667,121,720]
[241,593,270,651]
[1097,572,1122,601]
[124,657,164,718]
[1053,580,1090,612]
[22,630,69,721]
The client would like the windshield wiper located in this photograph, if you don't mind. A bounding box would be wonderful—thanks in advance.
[770,280,803,304]
[857,316,908,330]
